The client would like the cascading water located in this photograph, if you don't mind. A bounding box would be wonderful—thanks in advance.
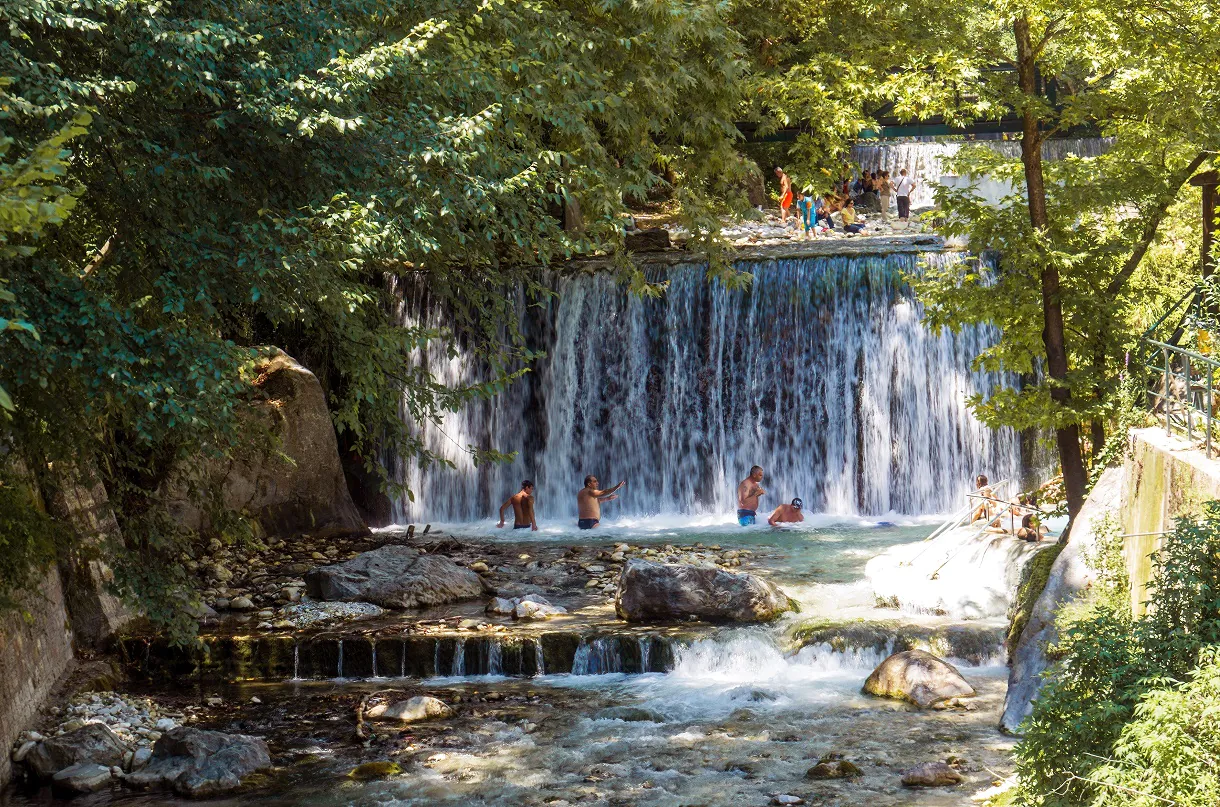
[394,253,1021,522]
[451,640,466,676]
[850,137,1112,207]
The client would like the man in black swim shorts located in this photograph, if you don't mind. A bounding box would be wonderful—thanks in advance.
[576,475,624,529]
[497,480,538,531]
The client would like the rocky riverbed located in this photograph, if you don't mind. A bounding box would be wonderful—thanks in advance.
[7,519,1027,806]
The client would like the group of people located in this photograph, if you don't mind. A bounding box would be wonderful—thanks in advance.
[968,474,1049,542]
[774,166,916,237]
[494,465,804,530]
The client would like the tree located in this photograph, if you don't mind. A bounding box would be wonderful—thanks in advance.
[892,0,1220,520]
[0,0,747,631]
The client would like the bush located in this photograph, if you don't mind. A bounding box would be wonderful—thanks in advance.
[1013,501,1220,806]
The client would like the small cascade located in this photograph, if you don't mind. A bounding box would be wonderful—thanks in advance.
[370,642,380,679]
[291,642,300,681]
[571,638,626,675]
[639,637,652,673]
[400,644,406,678]
[533,638,545,676]
[433,642,440,677]
[336,640,344,679]
[451,639,466,676]
[488,640,503,675]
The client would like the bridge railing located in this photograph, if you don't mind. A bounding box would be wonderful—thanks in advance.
[1143,337,1220,458]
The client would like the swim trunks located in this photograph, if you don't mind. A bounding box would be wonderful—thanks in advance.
[513,523,532,529]
[577,518,599,530]
[737,509,756,527]
[780,190,793,209]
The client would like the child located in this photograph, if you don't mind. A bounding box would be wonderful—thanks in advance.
[795,192,817,238]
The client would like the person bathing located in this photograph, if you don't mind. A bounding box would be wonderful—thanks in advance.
[576,475,625,529]
[497,480,538,531]
[768,497,805,526]
[737,466,766,526]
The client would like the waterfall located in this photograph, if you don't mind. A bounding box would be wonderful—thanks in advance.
[850,137,1112,208]
[370,642,379,679]
[451,639,466,676]
[639,637,652,674]
[336,640,344,679]
[292,642,300,681]
[394,254,1021,521]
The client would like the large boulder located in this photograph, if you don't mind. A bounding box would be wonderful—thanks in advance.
[1001,466,1124,734]
[125,727,270,797]
[167,351,368,540]
[862,650,975,709]
[305,546,484,609]
[24,723,130,781]
[614,560,798,623]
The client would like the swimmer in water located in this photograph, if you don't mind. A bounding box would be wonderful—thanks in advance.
[768,497,804,526]
[576,475,625,529]
[737,466,766,526]
[496,480,537,531]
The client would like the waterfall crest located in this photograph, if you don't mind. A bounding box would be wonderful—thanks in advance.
[394,253,1021,522]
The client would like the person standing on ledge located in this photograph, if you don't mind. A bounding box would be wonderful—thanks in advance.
[496,480,538,531]
[768,497,805,526]
[893,168,916,224]
[775,167,793,225]
[576,475,625,529]
[737,465,766,526]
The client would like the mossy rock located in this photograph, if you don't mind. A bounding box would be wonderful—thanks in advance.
[348,761,403,780]
[1006,543,1064,651]
[806,758,863,779]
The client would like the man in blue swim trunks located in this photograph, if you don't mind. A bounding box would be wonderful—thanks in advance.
[576,475,625,529]
[496,480,538,531]
[736,466,766,526]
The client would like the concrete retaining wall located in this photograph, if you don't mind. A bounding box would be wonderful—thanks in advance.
[1121,428,1220,615]
[0,568,75,785]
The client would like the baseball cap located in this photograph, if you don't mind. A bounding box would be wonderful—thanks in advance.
[791,498,803,510]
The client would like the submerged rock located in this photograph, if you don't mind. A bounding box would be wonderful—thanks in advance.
[305,546,483,609]
[806,758,863,779]
[595,706,664,723]
[365,696,453,723]
[348,761,403,779]
[900,761,963,787]
[614,560,798,623]
[862,649,975,709]
[25,723,130,781]
[124,727,271,797]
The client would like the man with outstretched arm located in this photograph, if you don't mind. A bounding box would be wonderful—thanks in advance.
[768,497,805,526]
[497,480,538,531]
[737,466,766,526]
[576,475,625,529]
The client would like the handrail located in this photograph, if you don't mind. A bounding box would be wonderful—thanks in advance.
[1142,336,1220,459]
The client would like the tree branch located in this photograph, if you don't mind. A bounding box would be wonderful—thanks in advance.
[81,230,118,280]
[1105,151,1210,298]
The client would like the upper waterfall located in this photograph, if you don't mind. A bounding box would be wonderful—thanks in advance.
[392,252,1021,523]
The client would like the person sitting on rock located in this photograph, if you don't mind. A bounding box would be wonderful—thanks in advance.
[768,498,805,526]
[970,486,998,524]
[1017,513,1049,542]
[841,200,866,234]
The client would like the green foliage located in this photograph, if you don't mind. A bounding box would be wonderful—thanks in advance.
[1087,647,1220,807]
[0,0,748,629]
[1013,502,1220,806]
[0,464,60,610]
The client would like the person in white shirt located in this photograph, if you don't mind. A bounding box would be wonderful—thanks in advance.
[893,169,916,222]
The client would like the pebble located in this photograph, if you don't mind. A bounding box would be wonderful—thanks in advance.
[230,596,255,611]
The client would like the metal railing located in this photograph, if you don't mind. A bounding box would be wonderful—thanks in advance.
[1143,337,1220,458]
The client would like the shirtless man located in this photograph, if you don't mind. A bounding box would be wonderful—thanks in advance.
[774,167,793,225]
[496,480,538,531]
[576,475,625,529]
[737,466,766,526]
[768,497,805,526]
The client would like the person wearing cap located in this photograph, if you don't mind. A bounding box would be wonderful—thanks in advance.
[768,498,805,526]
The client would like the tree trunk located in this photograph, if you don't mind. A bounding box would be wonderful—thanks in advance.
[1014,15,1086,520]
